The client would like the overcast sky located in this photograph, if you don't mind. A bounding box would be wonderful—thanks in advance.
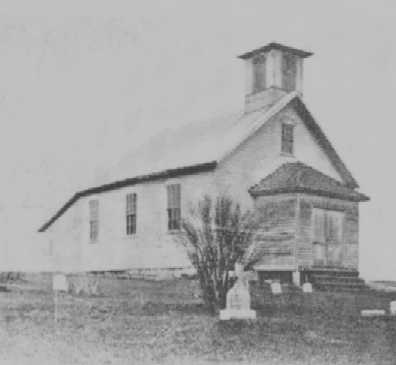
[0,0,395,279]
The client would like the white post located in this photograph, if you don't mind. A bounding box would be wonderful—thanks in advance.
[52,273,68,325]
[54,289,58,324]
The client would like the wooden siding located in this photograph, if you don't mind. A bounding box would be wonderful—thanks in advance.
[252,195,297,269]
[255,195,297,234]
[252,193,359,271]
[296,194,359,270]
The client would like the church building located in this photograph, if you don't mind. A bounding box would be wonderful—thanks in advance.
[39,43,369,285]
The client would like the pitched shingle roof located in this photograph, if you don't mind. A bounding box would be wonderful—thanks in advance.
[238,42,313,59]
[93,92,297,186]
[38,93,362,232]
[249,162,369,202]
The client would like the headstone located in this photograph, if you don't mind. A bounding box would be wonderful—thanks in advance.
[361,309,386,317]
[302,282,313,293]
[292,271,301,286]
[390,301,396,315]
[53,273,68,292]
[219,263,256,320]
[271,282,282,295]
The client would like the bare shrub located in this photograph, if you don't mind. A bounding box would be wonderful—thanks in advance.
[180,195,258,313]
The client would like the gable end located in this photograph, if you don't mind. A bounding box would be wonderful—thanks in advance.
[291,97,359,188]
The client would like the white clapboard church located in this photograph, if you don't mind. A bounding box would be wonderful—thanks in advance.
[39,43,369,285]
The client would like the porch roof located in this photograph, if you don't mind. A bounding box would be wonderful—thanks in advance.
[249,162,369,202]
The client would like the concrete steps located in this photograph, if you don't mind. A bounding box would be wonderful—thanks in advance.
[309,272,368,292]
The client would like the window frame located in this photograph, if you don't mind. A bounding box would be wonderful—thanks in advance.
[252,53,267,94]
[167,184,181,231]
[126,193,137,236]
[281,123,295,155]
[89,199,99,243]
[282,52,297,92]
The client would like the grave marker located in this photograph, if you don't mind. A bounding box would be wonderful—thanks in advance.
[271,282,282,295]
[361,309,386,317]
[302,282,313,293]
[390,301,396,315]
[220,263,256,320]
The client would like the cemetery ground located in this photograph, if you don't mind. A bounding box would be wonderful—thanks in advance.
[1,274,396,365]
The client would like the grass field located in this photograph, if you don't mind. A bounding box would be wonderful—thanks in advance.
[1,275,396,365]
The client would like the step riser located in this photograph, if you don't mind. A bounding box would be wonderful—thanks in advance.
[303,270,367,292]
[305,270,359,278]
[311,278,365,284]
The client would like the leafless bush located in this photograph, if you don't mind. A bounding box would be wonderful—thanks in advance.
[180,195,258,313]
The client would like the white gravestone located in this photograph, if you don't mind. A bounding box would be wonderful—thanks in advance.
[53,273,68,292]
[271,282,282,295]
[390,301,396,315]
[220,263,256,320]
[361,309,386,317]
[302,282,313,293]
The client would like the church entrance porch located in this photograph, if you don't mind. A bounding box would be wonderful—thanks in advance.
[313,242,344,267]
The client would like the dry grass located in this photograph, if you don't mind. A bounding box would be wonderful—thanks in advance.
[0,274,396,365]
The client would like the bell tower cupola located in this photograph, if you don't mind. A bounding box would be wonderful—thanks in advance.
[238,42,313,113]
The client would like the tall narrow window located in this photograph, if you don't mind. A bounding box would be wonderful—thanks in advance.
[89,199,99,242]
[167,184,181,230]
[281,123,294,154]
[126,193,137,235]
[282,53,297,92]
[252,54,266,93]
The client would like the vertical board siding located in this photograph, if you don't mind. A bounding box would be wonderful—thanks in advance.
[296,194,359,270]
